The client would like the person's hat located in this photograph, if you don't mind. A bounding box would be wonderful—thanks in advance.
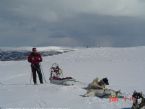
[102,78,109,85]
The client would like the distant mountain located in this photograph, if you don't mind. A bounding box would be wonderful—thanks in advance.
[0,47,74,61]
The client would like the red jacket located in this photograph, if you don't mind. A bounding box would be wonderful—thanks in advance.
[28,52,42,64]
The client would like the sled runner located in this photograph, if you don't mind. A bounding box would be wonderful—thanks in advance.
[49,63,76,86]
[49,77,76,86]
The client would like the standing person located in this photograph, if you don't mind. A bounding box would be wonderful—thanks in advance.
[28,48,43,85]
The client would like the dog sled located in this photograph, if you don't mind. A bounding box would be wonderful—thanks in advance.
[49,63,76,86]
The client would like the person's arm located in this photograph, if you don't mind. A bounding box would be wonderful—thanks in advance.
[38,54,42,62]
[27,55,32,63]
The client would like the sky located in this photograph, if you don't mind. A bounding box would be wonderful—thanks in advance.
[0,0,145,47]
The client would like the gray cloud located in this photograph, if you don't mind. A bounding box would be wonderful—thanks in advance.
[0,0,145,47]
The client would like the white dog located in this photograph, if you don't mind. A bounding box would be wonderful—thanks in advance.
[83,77,121,97]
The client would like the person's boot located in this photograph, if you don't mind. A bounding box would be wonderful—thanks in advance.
[40,81,43,84]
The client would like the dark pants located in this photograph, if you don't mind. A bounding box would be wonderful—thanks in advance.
[31,64,43,84]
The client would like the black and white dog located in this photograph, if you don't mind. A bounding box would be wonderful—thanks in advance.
[132,91,145,109]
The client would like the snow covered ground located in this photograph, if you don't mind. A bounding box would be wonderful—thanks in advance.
[0,46,145,109]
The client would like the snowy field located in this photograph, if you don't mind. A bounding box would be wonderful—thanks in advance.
[0,46,145,109]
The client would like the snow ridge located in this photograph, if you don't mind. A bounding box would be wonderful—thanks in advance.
[0,46,74,61]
